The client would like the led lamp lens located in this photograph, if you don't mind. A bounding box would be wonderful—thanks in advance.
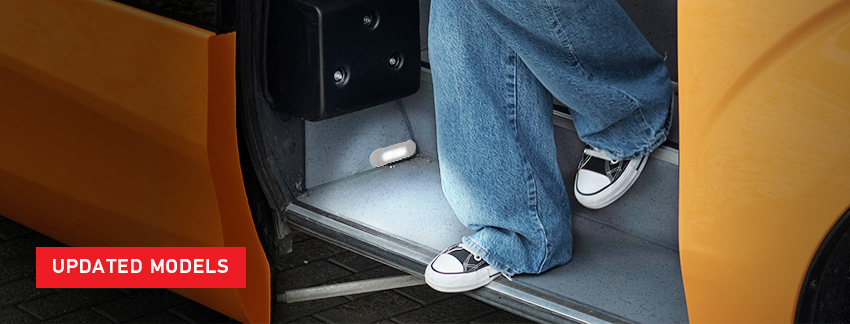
[370,140,417,167]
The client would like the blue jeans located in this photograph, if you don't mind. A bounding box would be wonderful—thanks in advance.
[430,0,673,276]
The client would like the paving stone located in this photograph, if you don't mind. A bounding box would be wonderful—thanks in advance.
[469,310,535,323]
[315,291,420,323]
[17,288,126,320]
[92,289,187,322]
[116,288,133,295]
[45,309,112,323]
[291,231,313,243]
[276,260,352,291]
[0,258,36,285]
[271,297,348,323]
[391,295,495,323]
[0,219,34,241]
[121,288,158,296]
[128,310,186,323]
[0,279,53,307]
[0,306,38,324]
[197,314,240,323]
[0,234,62,262]
[278,239,348,270]
[335,266,406,283]
[394,284,453,306]
[327,251,382,273]
[169,302,231,323]
[289,315,324,324]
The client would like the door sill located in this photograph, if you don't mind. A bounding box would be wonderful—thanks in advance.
[285,202,631,324]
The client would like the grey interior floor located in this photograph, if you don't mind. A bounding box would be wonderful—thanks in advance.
[300,99,687,323]
[293,76,687,323]
[297,138,686,323]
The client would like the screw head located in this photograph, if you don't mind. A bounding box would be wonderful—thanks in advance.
[363,11,378,28]
[333,70,344,82]
[388,52,403,70]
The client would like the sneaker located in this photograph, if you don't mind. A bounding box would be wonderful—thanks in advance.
[424,243,501,293]
[574,146,649,209]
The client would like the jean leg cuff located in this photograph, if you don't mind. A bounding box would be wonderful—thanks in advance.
[462,236,517,278]
[599,95,675,161]
[598,126,667,161]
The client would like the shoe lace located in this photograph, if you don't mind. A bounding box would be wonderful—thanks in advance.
[461,242,513,282]
[583,147,619,164]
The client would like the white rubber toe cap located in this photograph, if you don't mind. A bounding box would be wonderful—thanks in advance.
[430,253,463,273]
[575,169,611,195]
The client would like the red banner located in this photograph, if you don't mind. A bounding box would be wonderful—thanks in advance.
[36,247,246,288]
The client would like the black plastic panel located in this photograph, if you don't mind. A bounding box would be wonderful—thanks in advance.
[113,0,235,34]
[616,0,677,81]
[797,208,850,323]
[267,0,420,121]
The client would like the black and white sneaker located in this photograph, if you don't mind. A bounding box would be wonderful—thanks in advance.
[574,146,649,209]
[424,243,501,293]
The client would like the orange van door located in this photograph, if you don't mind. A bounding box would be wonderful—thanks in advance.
[0,1,270,322]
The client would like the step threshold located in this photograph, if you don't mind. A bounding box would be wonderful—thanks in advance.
[285,202,630,324]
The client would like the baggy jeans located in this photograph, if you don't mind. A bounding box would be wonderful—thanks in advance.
[429,0,673,276]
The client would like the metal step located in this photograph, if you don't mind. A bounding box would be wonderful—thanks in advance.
[290,70,686,323]
[285,200,631,324]
[287,155,685,323]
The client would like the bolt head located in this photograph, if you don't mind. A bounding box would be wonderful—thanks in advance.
[333,70,344,82]
[388,57,398,66]
[362,15,372,25]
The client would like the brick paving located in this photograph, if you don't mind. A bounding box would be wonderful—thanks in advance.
[0,216,532,323]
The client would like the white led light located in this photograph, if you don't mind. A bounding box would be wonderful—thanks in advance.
[370,140,417,167]
[381,147,408,162]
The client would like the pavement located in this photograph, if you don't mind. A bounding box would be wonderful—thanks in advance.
[0,215,531,323]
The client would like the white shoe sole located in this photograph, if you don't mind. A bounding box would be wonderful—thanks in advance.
[574,154,648,209]
[424,263,500,293]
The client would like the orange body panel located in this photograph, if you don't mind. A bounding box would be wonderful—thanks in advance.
[0,1,269,322]
[679,1,850,322]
